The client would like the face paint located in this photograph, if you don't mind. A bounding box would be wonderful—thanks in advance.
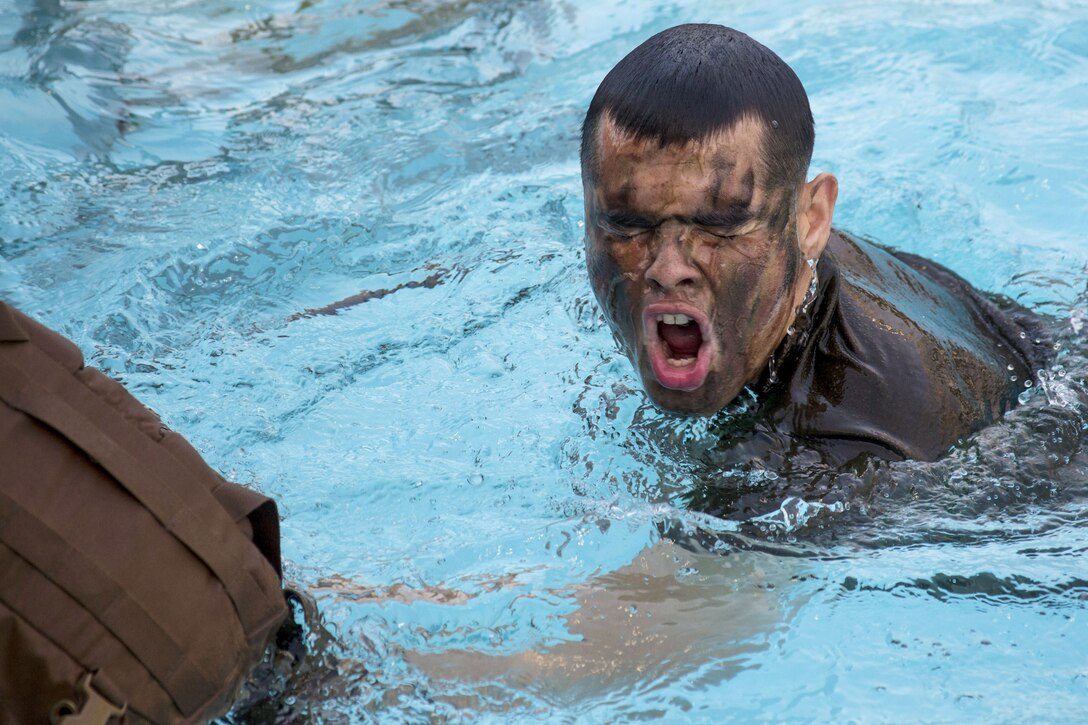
[583,116,809,414]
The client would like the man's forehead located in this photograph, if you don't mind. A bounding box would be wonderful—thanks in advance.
[593,114,770,215]
[596,114,767,171]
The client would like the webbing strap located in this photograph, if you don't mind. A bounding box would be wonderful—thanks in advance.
[211,481,284,578]
[0,349,284,643]
[0,496,212,714]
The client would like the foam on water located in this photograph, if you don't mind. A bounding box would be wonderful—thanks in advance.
[3,0,1088,721]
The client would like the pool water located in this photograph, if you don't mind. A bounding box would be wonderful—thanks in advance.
[3,0,1088,721]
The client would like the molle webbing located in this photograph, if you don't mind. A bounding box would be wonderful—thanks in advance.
[0,352,284,641]
[0,492,216,714]
[0,302,286,723]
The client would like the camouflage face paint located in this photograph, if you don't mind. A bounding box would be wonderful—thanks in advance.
[582,116,810,414]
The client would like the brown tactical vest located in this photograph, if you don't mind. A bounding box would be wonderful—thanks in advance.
[0,301,288,724]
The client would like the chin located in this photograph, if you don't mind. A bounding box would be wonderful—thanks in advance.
[642,377,737,416]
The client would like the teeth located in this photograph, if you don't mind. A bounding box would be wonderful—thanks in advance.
[656,313,693,325]
[666,356,697,367]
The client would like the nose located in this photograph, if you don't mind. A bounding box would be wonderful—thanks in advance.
[645,235,699,293]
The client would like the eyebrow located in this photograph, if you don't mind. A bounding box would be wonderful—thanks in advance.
[601,210,659,229]
[599,203,758,232]
[685,204,756,230]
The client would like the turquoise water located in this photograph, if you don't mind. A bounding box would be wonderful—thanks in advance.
[3,0,1088,720]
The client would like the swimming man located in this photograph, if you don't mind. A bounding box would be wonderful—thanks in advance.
[582,24,1050,466]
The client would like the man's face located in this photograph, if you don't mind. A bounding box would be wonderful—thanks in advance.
[583,115,807,414]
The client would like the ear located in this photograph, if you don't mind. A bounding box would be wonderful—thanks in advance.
[796,172,838,261]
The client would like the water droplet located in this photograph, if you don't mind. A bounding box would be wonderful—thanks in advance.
[1019,331,1027,339]
[1018,390,1032,405]
[1010,375,1018,382]
[1024,379,1033,388]
[1007,364,1015,371]
[771,119,779,128]
[468,473,484,486]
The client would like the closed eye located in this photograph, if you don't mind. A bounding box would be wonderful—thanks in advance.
[599,213,657,239]
[690,210,753,240]
[700,227,740,241]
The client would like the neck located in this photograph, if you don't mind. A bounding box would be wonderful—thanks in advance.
[759,257,823,391]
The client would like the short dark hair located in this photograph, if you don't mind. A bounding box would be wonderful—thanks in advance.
[581,24,814,191]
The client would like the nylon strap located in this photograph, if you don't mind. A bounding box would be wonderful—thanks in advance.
[0,348,284,644]
[0,500,213,714]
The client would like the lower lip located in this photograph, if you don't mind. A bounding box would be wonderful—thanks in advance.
[643,315,713,392]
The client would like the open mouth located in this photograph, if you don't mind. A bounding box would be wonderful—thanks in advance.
[642,303,713,391]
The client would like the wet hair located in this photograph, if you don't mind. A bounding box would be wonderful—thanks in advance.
[580,24,814,192]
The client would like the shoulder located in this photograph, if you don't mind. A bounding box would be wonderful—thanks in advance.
[780,231,1023,461]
